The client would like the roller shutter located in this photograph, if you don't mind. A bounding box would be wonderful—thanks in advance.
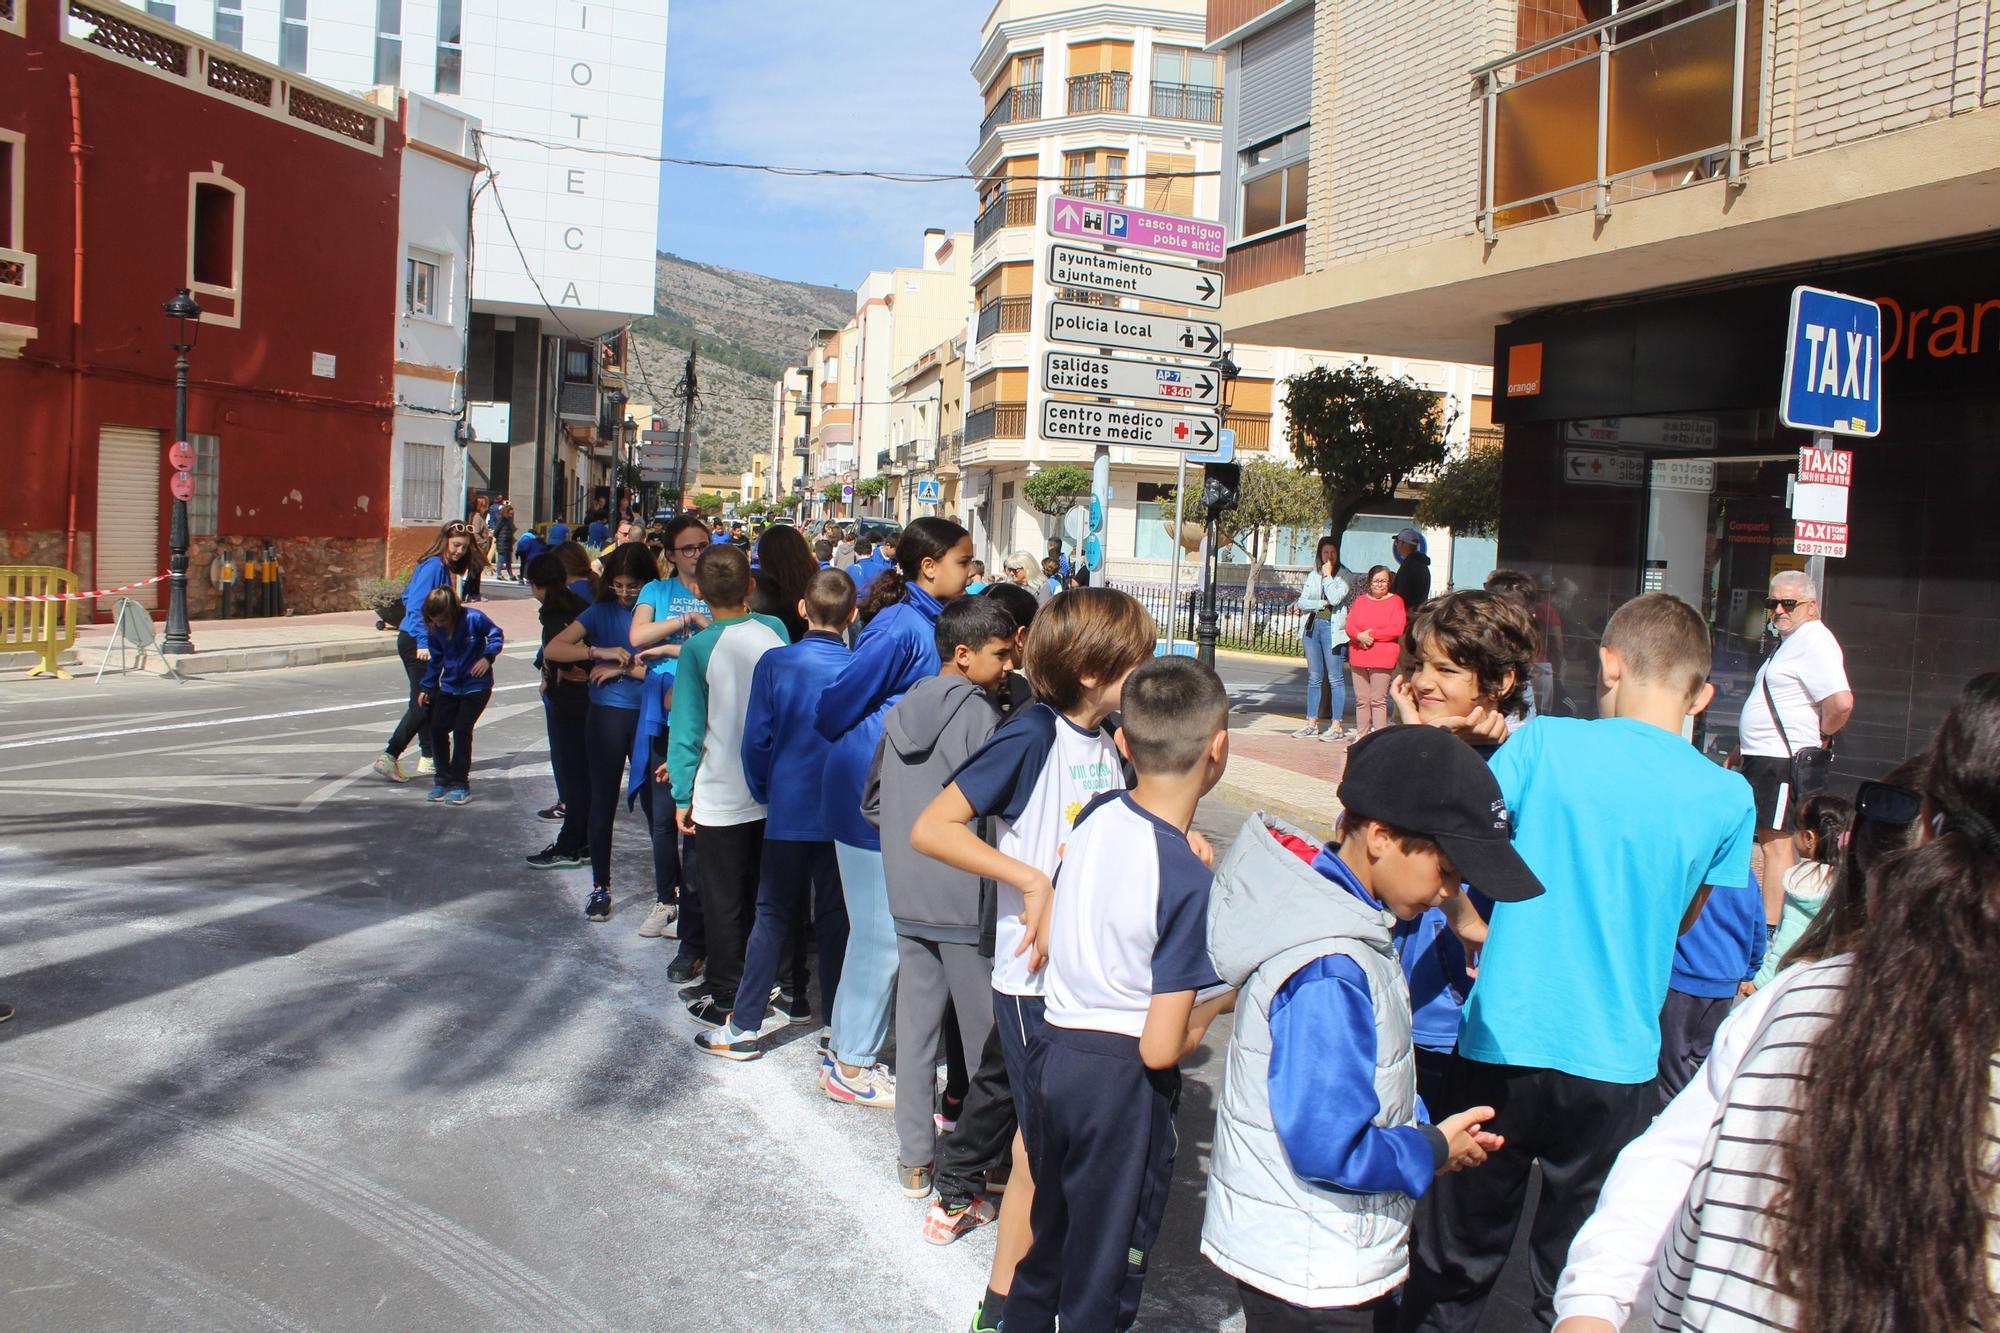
[95,425,162,612]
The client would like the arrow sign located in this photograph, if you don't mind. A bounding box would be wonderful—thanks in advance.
[1041,399,1219,452]
[1046,244,1222,310]
[1042,350,1220,408]
[1045,300,1223,362]
[1044,194,1226,262]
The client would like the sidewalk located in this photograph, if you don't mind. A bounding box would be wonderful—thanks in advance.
[1212,709,1347,838]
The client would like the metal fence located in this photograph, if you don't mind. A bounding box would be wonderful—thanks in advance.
[1107,578,1305,658]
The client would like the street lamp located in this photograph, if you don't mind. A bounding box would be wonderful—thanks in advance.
[161,287,203,656]
[1195,349,1241,667]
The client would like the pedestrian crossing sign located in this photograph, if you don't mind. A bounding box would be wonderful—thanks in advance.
[914,479,941,505]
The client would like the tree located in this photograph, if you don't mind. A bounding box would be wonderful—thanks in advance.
[1021,464,1093,520]
[1414,438,1502,538]
[821,482,843,506]
[1163,457,1326,638]
[856,476,885,500]
[1283,363,1458,551]
[691,492,726,517]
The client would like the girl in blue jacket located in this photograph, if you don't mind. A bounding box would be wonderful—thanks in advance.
[814,516,974,1105]
[376,522,473,784]
[416,585,504,805]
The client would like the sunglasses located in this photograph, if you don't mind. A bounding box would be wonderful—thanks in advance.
[1763,597,1812,612]
[1855,779,1921,828]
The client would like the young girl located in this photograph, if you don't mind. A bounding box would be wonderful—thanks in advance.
[523,552,592,870]
[1750,792,1852,988]
[543,543,656,923]
[909,587,1160,1332]
[376,521,473,783]
[415,586,503,804]
[1346,563,1406,738]
[813,516,975,1107]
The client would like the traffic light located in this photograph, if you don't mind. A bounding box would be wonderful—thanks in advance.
[1200,462,1241,518]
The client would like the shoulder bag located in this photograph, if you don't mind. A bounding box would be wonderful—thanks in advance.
[1763,674,1832,801]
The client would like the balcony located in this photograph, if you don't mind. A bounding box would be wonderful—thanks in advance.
[1060,178,1128,205]
[974,190,1038,248]
[975,296,1032,344]
[1474,0,1759,238]
[965,403,1027,444]
[877,449,894,474]
[1066,71,1132,115]
[1150,82,1221,124]
[979,83,1042,145]
[1224,411,1272,451]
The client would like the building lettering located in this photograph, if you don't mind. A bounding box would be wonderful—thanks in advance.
[566,169,587,195]
[571,62,593,86]
[564,227,585,250]
[571,113,591,137]
[561,282,582,305]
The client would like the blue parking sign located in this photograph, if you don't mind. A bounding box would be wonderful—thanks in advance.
[1780,286,1882,437]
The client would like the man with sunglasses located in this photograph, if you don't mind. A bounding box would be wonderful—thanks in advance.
[1735,569,1854,923]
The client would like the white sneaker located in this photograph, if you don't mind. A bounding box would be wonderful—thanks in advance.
[638,902,677,939]
[415,756,436,776]
[372,755,407,783]
[823,1061,895,1109]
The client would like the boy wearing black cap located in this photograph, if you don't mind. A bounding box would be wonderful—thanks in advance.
[1201,727,1544,1329]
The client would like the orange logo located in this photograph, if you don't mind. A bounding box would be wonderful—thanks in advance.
[1506,342,1543,397]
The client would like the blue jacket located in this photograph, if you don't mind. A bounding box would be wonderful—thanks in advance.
[1396,908,1475,1054]
[547,522,570,547]
[814,586,943,849]
[742,630,851,841]
[516,532,544,565]
[420,607,504,695]
[848,550,894,599]
[587,520,609,547]
[1670,875,1767,999]
[397,555,454,639]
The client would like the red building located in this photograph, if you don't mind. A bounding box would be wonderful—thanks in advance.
[0,0,402,615]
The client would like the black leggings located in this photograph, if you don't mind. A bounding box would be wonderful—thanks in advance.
[585,702,640,888]
[386,631,432,759]
[429,689,489,788]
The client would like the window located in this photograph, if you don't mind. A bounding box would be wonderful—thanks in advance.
[1133,481,1176,560]
[146,2,177,20]
[374,0,402,86]
[562,340,594,382]
[435,0,463,93]
[405,252,441,318]
[280,0,309,72]
[401,442,447,522]
[1152,46,1218,87]
[1063,150,1127,203]
[0,134,19,252]
[1016,53,1042,87]
[214,0,243,50]
[191,182,237,288]
[188,434,220,538]
[1240,125,1309,238]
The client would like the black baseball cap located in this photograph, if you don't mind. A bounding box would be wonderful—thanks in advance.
[1337,727,1544,903]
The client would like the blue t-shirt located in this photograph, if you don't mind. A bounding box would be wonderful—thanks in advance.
[636,576,709,675]
[574,600,643,710]
[1459,716,1756,1084]
[587,520,610,547]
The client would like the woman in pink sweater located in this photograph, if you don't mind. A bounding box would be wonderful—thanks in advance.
[1345,565,1406,736]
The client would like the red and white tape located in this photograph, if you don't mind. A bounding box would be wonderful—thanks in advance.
[1,574,169,603]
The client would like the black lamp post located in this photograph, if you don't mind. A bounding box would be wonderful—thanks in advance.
[1195,349,1241,668]
[162,287,203,656]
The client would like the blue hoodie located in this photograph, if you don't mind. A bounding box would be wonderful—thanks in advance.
[547,521,570,547]
[396,555,454,639]
[742,630,851,841]
[847,549,894,599]
[1670,875,1766,999]
[814,585,943,849]
[420,607,504,695]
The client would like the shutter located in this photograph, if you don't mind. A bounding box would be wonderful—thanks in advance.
[1237,7,1313,146]
[95,425,162,612]
[1147,152,1196,215]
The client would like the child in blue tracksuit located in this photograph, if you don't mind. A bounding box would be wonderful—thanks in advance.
[417,585,503,804]
[1656,873,1765,1106]
[813,517,974,1105]
[696,569,858,1060]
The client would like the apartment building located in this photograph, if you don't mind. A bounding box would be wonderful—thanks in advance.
[1215,0,2000,770]
[763,366,811,505]
[883,334,969,527]
[851,229,975,492]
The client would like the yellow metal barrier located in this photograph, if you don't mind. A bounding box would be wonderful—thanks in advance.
[0,565,82,680]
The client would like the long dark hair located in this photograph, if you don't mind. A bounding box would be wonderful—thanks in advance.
[858,516,967,620]
[598,543,657,602]
[1785,758,1922,969]
[525,551,587,622]
[1773,673,2000,1330]
[755,524,817,613]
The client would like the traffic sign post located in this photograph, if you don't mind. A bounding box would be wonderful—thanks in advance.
[1041,400,1218,452]
[1046,301,1222,360]
[1042,350,1219,408]
[1045,243,1221,309]
[1045,195,1226,263]
[1780,286,1883,437]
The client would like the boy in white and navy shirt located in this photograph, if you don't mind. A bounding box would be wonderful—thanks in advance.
[1003,657,1238,1333]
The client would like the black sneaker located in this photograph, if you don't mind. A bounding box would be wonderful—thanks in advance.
[526,843,587,869]
[584,888,611,922]
[0,1003,13,1024]
[679,982,711,1003]
[773,989,811,1024]
[538,801,565,821]
[666,954,704,984]
[685,993,730,1028]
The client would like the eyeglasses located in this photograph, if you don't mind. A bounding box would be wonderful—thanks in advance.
[1763,597,1812,612]
[672,543,707,557]
[1855,779,1922,828]
[608,581,646,596]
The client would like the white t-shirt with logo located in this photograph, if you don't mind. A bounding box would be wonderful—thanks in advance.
[950,702,1126,997]
[1738,619,1849,759]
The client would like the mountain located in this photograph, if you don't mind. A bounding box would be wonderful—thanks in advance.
[627,253,853,479]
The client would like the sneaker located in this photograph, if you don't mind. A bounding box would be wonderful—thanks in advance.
[898,1164,934,1200]
[538,801,565,821]
[666,954,704,985]
[678,982,711,1003]
[923,1196,998,1246]
[1319,726,1349,743]
[1290,723,1323,738]
[444,788,470,806]
[0,1003,13,1024]
[685,993,730,1028]
[638,903,677,939]
[584,888,611,922]
[694,1020,760,1061]
[935,1092,964,1134]
[427,785,448,802]
[985,1162,1011,1197]
[525,844,587,869]
[968,1298,1003,1333]
[772,989,811,1024]
[816,1028,832,1057]
[415,756,436,776]
[372,755,407,783]
[824,1062,895,1109]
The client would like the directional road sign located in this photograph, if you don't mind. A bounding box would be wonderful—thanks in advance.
[1780,285,1882,437]
[1562,448,1645,487]
[1045,196,1226,263]
[1042,350,1219,408]
[1046,244,1221,310]
[1046,301,1222,361]
[1041,399,1219,452]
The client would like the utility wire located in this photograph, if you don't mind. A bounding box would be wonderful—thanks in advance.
[472,132,594,344]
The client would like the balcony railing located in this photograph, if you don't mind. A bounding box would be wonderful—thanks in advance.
[1060,178,1128,205]
[1224,411,1272,451]
[975,296,1032,343]
[979,83,1043,144]
[1473,0,1759,238]
[973,189,1038,248]
[965,403,1028,444]
[1150,81,1222,123]
[1067,71,1132,114]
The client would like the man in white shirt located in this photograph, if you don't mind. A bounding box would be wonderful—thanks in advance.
[1735,569,1854,919]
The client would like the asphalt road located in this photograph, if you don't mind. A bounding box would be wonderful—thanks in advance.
[0,648,1532,1331]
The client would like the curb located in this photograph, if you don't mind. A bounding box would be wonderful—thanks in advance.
[1209,775,1342,842]
[170,637,401,676]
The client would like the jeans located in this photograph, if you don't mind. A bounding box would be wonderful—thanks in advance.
[548,688,590,853]
[385,631,433,760]
[732,839,845,1033]
[1302,619,1346,727]
[829,842,896,1068]
[427,689,489,789]
[584,702,639,888]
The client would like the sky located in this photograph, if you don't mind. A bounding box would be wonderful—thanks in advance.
[656,2,984,291]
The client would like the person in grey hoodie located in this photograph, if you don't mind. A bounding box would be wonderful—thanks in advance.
[863,595,1021,1197]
